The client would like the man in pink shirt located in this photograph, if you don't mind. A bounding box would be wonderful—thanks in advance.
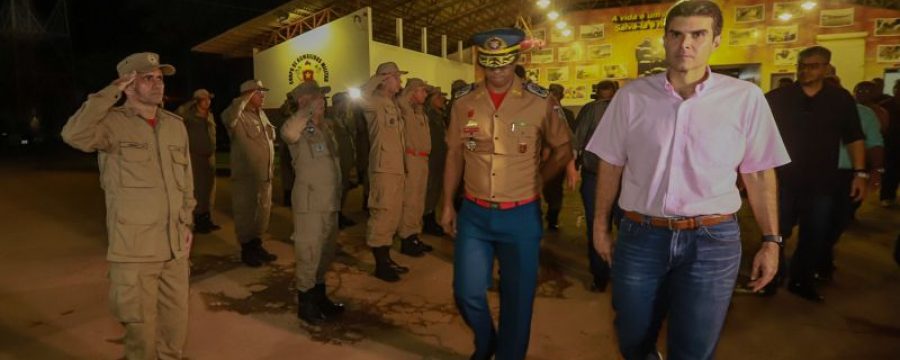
[585,1,790,359]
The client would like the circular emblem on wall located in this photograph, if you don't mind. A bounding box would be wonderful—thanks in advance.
[288,54,330,86]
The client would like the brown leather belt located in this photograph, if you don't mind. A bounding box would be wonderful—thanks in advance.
[623,211,735,231]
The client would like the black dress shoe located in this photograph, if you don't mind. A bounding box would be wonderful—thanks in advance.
[338,213,356,230]
[788,282,824,303]
[388,259,409,274]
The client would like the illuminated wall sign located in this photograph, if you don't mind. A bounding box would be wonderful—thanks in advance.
[611,12,665,32]
[288,53,331,86]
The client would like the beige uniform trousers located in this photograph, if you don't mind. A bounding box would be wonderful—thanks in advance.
[399,155,428,238]
[366,172,405,247]
[108,257,189,360]
[232,177,272,243]
[293,211,338,291]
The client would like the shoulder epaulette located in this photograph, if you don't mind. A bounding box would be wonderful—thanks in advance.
[524,82,549,98]
[454,83,475,99]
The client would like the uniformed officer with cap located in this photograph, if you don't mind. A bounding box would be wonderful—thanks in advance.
[222,79,278,267]
[442,28,573,360]
[423,85,449,236]
[329,91,359,229]
[361,61,413,282]
[281,80,347,325]
[397,78,434,255]
[62,52,194,359]
[177,88,220,233]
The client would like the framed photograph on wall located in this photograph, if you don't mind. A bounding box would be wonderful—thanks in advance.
[603,64,628,79]
[728,28,759,46]
[579,24,604,40]
[773,2,804,20]
[551,27,574,43]
[587,44,612,60]
[820,8,854,28]
[575,65,600,80]
[770,73,795,91]
[531,48,554,64]
[773,47,804,66]
[874,18,900,37]
[558,46,582,62]
[531,28,547,42]
[735,4,764,23]
[564,83,590,101]
[546,66,570,82]
[526,68,540,83]
[767,25,798,44]
[876,45,900,63]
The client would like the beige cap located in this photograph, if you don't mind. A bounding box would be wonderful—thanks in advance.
[193,89,214,99]
[290,80,331,98]
[239,79,269,93]
[375,61,408,76]
[402,78,428,96]
[116,52,175,77]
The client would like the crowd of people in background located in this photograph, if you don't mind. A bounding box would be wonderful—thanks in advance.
[58,0,900,359]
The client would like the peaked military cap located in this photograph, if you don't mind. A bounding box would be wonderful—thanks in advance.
[472,28,525,68]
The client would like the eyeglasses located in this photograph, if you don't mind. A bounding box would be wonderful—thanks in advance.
[797,62,827,70]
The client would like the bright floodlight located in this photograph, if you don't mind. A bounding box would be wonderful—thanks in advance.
[536,0,551,9]
[555,21,567,30]
[801,1,816,10]
[348,87,362,99]
[562,28,572,37]
[547,11,559,21]
[778,12,793,21]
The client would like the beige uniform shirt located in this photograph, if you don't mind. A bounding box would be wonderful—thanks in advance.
[223,98,275,181]
[398,97,431,156]
[361,92,405,175]
[61,85,196,262]
[281,113,341,213]
[448,78,571,202]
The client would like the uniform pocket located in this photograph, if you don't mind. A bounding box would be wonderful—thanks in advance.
[241,118,262,138]
[111,198,160,257]
[108,268,143,323]
[170,145,189,190]
[119,142,154,188]
[376,143,403,173]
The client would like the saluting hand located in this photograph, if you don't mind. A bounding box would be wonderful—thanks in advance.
[112,71,137,92]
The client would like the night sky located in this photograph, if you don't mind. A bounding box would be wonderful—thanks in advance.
[3,0,294,142]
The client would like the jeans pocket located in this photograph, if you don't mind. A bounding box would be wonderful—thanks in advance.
[699,220,741,242]
[618,217,647,238]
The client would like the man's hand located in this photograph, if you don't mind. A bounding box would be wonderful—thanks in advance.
[440,205,458,237]
[747,242,779,292]
[113,71,137,92]
[592,223,614,264]
[850,176,868,202]
[185,229,194,252]
[566,166,580,191]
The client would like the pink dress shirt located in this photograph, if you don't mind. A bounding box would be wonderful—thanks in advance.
[585,71,790,217]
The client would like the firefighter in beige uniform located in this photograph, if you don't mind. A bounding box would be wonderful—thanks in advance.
[397,78,435,254]
[280,80,347,325]
[176,89,220,233]
[361,62,414,282]
[61,52,194,360]
[222,80,278,267]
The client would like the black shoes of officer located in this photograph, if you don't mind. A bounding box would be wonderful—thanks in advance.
[422,212,445,236]
[193,212,221,234]
[546,210,560,232]
[373,246,404,282]
[590,278,609,293]
[401,235,432,257]
[788,282,825,303]
[240,238,277,267]
[338,212,356,230]
[283,190,292,207]
[313,283,345,317]
[297,289,327,325]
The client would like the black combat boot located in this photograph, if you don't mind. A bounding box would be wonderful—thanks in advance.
[313,283,345,318]
[338,212,356,230]
[240,241,263,267]
[194,213,211,234]
[400,235,428,257]
[252,238,277,262]
[297,289,326,325]
[422,212,445,236]
[372,246,401,282]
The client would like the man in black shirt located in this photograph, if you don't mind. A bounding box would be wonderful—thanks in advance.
[765,46,866,302]
[879,80,900,207]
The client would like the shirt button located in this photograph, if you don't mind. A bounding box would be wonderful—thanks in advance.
[494,137,499,140]
[492,173,496,176]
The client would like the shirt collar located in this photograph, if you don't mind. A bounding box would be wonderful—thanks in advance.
[661,67,714,98]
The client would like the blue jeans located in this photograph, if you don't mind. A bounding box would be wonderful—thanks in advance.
[453,199,543,360]
[612,216,742,360]
[580,171,622,286]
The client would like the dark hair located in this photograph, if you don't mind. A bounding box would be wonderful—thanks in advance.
[597,80,618,90]
[665,0,724,37]
[798,46,832,63]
